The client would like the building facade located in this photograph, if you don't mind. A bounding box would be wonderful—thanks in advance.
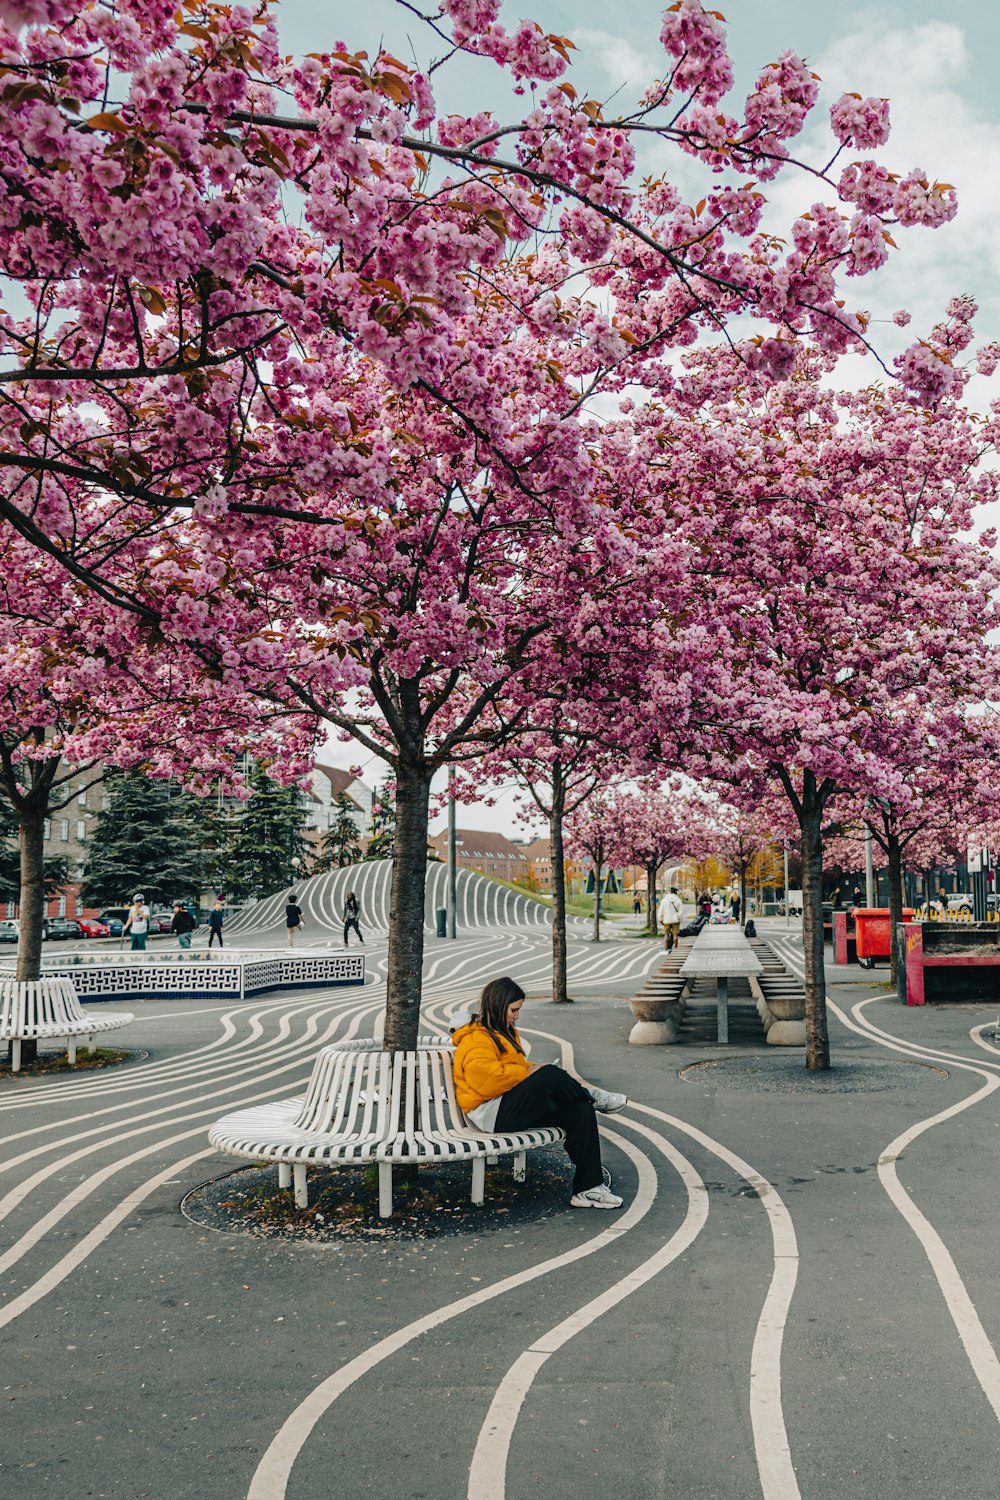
[305,765,376,850]
[427,828,530,884]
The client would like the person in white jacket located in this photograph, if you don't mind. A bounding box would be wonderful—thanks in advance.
[657,887,684,951]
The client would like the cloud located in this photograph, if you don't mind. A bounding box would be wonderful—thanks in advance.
[572,27,649,96]
[753,19,1000,405]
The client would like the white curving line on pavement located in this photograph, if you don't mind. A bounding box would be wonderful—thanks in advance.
[0,1001,385,1275]
[632,1101,801,1500]
[465,1112,709,1500]
[244,1126,659,1500]
[0,995,385,1173]
[524,1022,800,1500]
[825,994,1000,1425]
[0,1145,216,1333]
[0,991,372,1117]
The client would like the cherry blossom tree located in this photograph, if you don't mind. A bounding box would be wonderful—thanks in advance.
[565,781,717,941]
[0,0,972,1057]
[826,707,1000,981]
[712,796,796,928]
[628,339,1000,1068]
[476,726,615,1004]
[0,537,313,1007]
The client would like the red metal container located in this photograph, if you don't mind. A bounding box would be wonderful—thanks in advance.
[854,907,915,966]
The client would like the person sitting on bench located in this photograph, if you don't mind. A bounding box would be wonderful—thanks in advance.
[452,976,627,1210]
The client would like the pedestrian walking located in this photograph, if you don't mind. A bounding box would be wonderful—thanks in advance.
[208,898,224,949]
[171,902,195,950]
[343,889,363,946]
[698,892,713,919]
[286,892,304,947]
[122,893,150,952]
[730,892,741,923]
[657,886,684,951]
[452,977,627,1210]
[632,895,642,915]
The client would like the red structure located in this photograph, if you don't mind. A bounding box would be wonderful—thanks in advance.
[903,923,1000,1005]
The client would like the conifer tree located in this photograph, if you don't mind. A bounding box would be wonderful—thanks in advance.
[366,786,395,861]
[222,764,310,901]
[313,793,363,872]
[80,774,206,909]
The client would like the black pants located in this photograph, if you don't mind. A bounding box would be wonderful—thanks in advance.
[209,927,223,948]
[495,1066,602,1194]
[343,917,363,944]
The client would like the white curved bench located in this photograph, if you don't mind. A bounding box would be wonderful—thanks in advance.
[209,1036,565,1218]
[1,977,134,1072]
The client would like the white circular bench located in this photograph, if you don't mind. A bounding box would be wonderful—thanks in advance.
[1,977,134,1072]
[208,1036,565,1218]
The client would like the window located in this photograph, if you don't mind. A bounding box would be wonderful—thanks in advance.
[59,819,69,842]
[43,819,51,840]
[77,789,87,807]
[57,895,66,916]
[76,819,87,840]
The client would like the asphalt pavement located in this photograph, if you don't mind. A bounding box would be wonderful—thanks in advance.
[1,919,998,1500]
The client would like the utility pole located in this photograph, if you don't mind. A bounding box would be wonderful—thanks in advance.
[864,823,875,908]
[447,771,457,939]
[784,841,790,929]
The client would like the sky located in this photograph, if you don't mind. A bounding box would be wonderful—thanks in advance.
[275,0,1000,836]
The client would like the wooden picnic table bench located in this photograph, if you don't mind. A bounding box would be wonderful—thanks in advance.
[679,930,762,1044]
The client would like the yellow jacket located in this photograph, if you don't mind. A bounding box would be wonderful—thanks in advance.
[452,1021,532,1114]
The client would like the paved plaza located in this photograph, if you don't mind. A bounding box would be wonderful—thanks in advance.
[2,918,999,1499]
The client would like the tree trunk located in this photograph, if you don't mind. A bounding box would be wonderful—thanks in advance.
[739,862,748,930]
[800,772,830,1071]
[886,830,905,988]
[17,802,46,984]
[384,758,432,1052]
[591,836,603,943]
[8,798,48,1067]
[645,860,658,935]
[549,773,570,1003]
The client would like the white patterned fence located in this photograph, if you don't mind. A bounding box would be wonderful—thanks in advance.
[0,951,365,1002]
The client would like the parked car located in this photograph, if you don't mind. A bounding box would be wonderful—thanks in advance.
[47,918,83,940]
[99,909,127,936]
[947,893,974,914]
[76,916,110,938]
[0,918,20,943]
[150,910,174,934]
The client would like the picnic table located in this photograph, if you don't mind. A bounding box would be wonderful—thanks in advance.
[679,928,762,1043]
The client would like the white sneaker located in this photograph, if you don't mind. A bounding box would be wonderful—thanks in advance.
[589,1087,628,1114]
[571,1183,624,1210]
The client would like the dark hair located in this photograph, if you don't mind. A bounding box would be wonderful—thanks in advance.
[476,976,526,1054]
[288,892,297,902]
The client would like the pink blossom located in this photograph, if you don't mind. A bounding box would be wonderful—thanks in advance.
[894,169,958,227]
[660,0,733,105]
[892,309,911,328]
[893,342,960,406]
[975,343,1000,377]
[829,93,890,149]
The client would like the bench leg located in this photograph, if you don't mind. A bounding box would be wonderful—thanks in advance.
[378,1162,393,1219]
[278,1163,291,1190]
[292,1163,308,1209]
[11,1039,21,1073]
[471,1156,486,1206]
[513,1151,527,1183]
[67,1038,77,1065]
[717,976,729,1044]
[84,1035,94,1056]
